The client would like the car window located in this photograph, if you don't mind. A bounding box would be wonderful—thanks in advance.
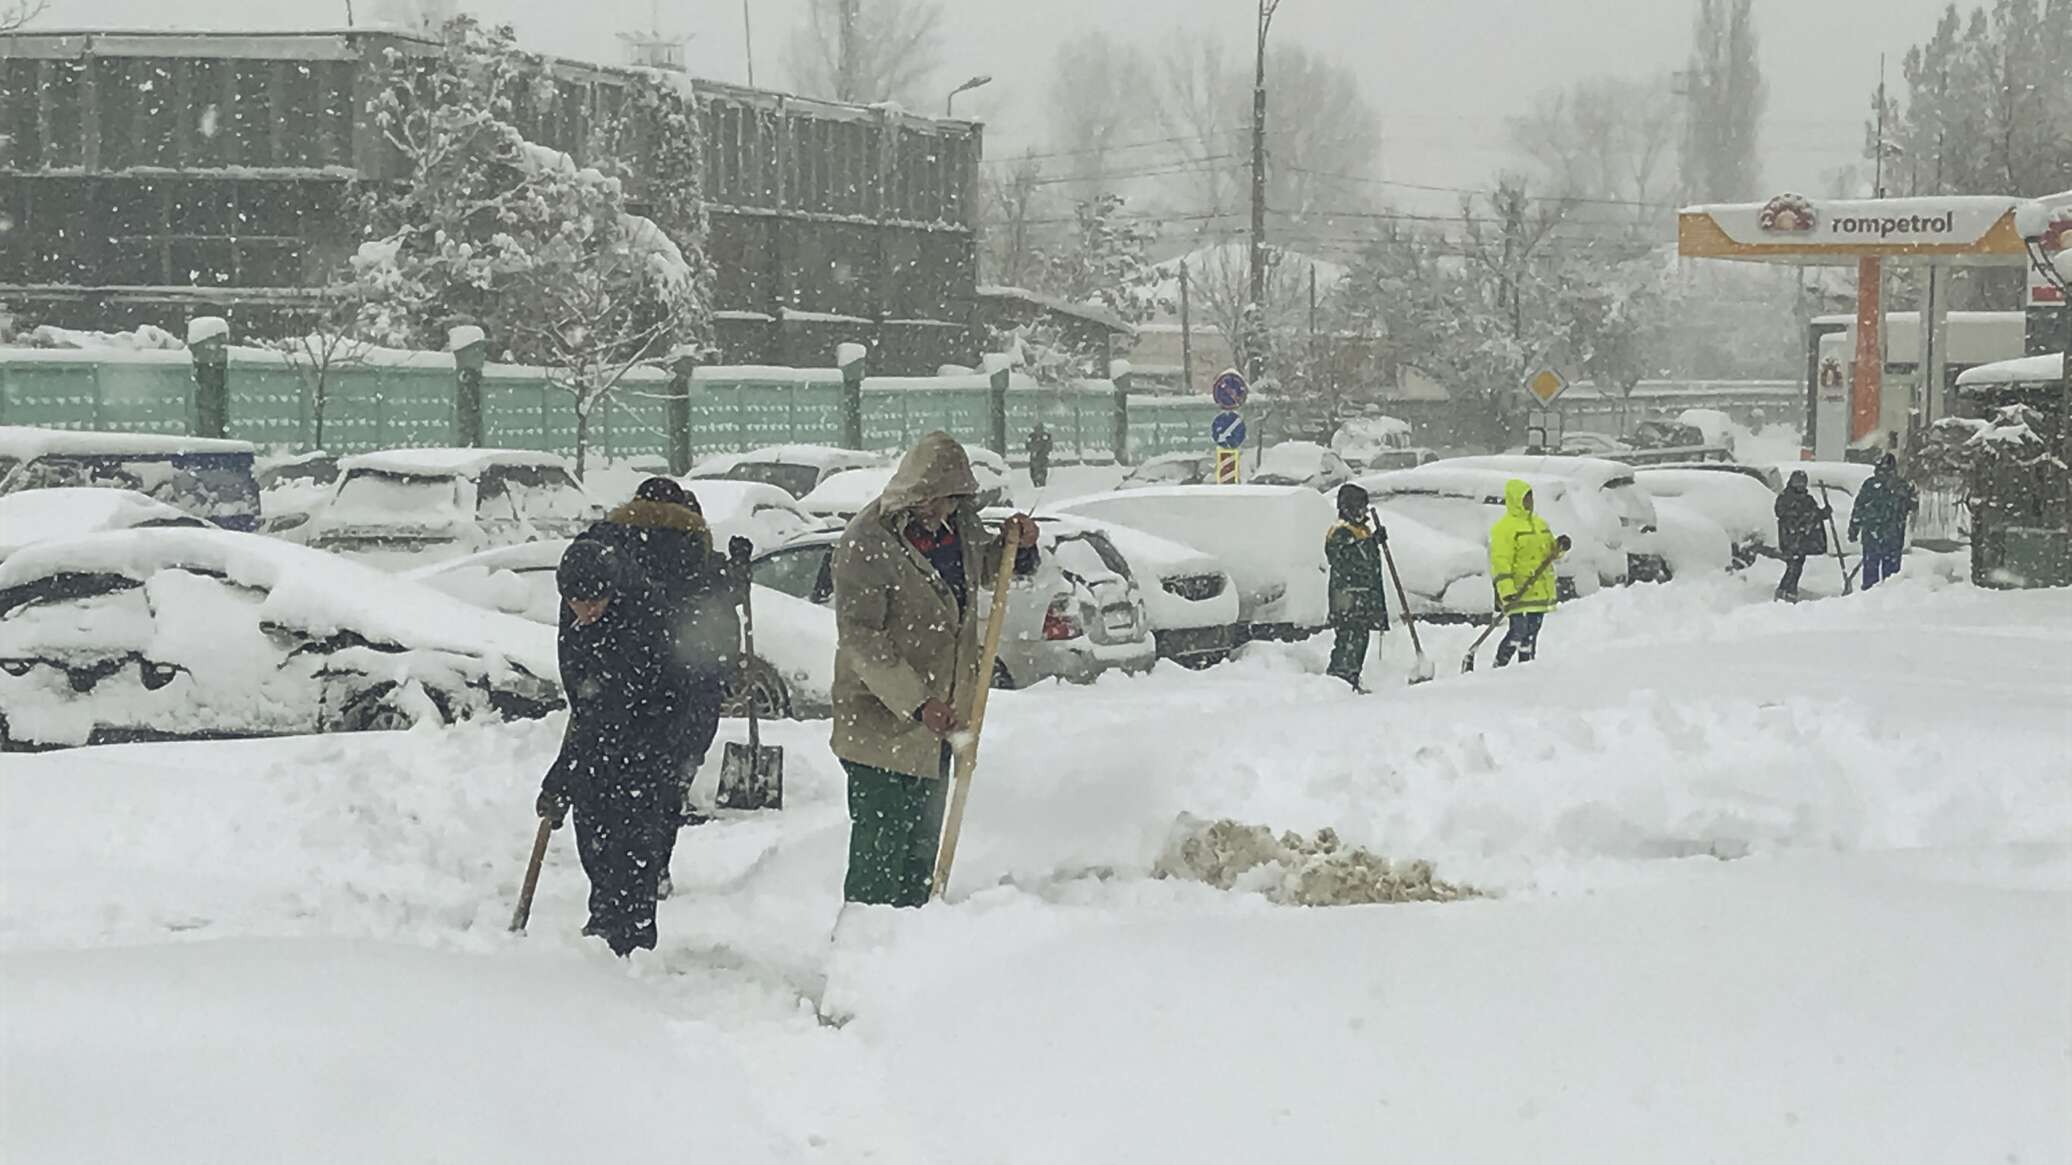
[752,545,832,602]
[0,579,153,655]
[725,462,822,500]
[497,465,592,524]
[332,470,465,523]
[1049,534,1114,584]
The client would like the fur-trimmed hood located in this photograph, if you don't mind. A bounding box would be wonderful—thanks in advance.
[607,498,708,534]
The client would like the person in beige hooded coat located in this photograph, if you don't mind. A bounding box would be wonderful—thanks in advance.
[831,432,1039,907]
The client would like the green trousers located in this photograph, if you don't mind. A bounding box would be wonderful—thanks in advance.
[1327,624,1371,687]
[842,756,950,908]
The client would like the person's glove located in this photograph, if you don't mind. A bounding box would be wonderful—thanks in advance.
[728,536,754,566]
[1556,534,1573,553]
[536,788,570,830]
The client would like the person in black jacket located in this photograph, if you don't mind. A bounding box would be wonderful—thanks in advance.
[536,539,682,956]
[1773,470,1831,602]
[576,478,753,804]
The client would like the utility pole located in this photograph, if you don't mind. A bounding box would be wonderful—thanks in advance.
[742,0,756,86]
[1179,258,1195,394]
[1873,54,1888,198]
[837,0,861,102]
[1247,0,1279,381]
[1308,263,1320,427]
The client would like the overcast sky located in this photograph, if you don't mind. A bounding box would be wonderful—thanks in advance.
[36,0,1961,207]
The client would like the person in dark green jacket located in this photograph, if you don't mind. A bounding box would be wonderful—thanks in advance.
[1324,483,1390,689]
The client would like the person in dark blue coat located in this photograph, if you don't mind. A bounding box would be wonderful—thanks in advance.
[535,539,681,956]
[1848,454,1917,589]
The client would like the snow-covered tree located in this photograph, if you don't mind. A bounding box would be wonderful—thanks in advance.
[0,0,47,33]
[1042,193,1165,327]
[274,278,379,452]
[351,15,710,472]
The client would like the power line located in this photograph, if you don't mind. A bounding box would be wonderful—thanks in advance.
[980,130,1246,167]
[1285,165,1681,211]
[1020,156,1243,187]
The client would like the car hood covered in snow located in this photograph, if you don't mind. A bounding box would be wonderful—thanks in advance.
[0,488,200,560]
[0,529,559,682]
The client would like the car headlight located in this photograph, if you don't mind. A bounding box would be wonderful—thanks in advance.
[0,659,32,677]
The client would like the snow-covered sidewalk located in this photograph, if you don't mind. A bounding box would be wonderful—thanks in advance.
[2,572,2067,1163]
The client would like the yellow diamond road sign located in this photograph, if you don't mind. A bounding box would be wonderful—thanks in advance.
[1524,367,1568,405]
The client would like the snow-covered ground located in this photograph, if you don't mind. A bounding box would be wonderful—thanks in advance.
[3,560,2067,1163]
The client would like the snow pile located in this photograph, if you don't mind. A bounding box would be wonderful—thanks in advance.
[0,488,197,560]
[10,324,185,351]
[1154,814,1482,905]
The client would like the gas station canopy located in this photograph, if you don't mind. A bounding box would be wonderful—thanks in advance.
[1678,194,2035,267]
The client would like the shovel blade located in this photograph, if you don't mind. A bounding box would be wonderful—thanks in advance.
[717,741,784,811]
[1408,654,1436,685]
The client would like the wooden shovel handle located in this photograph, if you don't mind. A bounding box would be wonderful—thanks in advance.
[930,524,1022,900]
[509,816,554,933]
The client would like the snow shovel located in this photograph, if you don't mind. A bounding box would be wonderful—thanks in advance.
[930,523,1022,901]
[509,816,554,933]
[1816,484,1855,596]
[1460,547,1561,674]
[1374,513,1434,685]
[717,584,784,811]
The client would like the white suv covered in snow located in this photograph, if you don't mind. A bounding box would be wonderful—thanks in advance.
[295,449,600,566]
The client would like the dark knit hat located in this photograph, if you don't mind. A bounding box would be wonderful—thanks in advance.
[1336,482,1370,518]
[634,476,688,506]
[557,539,620,602]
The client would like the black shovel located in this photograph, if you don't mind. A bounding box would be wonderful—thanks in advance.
[716,585,784,811]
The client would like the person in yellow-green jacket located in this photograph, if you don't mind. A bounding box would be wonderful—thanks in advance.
[1324,483,1390,689]
[1488,479,1571,667]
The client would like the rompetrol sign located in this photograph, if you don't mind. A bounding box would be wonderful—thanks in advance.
[1679,194,2032,266]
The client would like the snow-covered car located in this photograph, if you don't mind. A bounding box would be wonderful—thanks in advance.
[1646,461,1784,492]
[1360,447,1441,472]
[1645,497,1735,579]
[1630,420,1707,451]
[798,458,1011,517]
[1037,514,1241,667]
[1050,485,1332,640]
[1250,441,1356,492]
[297,448,601,567]
[1676,408,1739,455]
[1441,455,1662,582]
[1117,452,1215,490]
[1633,467,1781,567]
[687,445,888,501]
[749,516,1155,689]
[256,450,341,536]
[1356,467,1604,610]
[0,488,205,563]
[1511,432,1634,457]
[1330,414,1413,469]
[673,479,822,554]
[406,537,834,719]
[0,426,261,532]
[0,528,561,750]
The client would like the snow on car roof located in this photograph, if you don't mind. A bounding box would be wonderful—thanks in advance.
[337,448,575,477]
[1254,441,1335,473]
[1357,466,1547,503]
[0,527,558,681]
[0,488,197,559]
[0,426,256,460]
[799,466,896,515]
[730,445,887,470]
[1441,454,1633,487]
[1070,483,1319,505]
[1034,511,1224,576]
[677,479,805,522]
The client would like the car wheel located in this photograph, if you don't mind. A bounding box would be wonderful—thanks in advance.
[327,681,448,734]
[723,656,793,720]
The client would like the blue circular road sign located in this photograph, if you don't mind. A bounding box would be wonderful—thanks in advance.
[1211,410,1247,449]
[1211,370,1249,410]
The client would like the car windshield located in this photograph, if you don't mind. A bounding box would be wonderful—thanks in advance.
[724,462,823,500]
[1050,534,1118,584]
[331,470,465,525]
[479,466,591,524]
[5,453,260,529]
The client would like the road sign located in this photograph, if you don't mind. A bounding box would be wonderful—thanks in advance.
[1215,448,1242,484]
[1211,410,1247,449]
[1211,369,1249,410]
[1522,367,1568,405]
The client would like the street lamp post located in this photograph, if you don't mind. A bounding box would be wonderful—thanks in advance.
[945,74,991,117]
